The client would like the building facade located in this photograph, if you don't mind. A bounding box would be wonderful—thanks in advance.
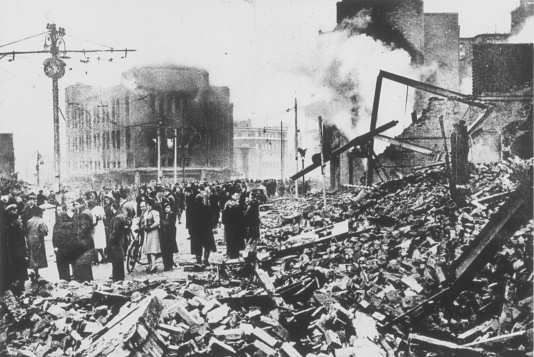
[233,120,289,179]
[64,66,233,187]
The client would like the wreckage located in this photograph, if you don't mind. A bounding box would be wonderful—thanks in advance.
[0,157,532,357]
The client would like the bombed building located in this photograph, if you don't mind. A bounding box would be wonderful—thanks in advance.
[313,0,534,189]
[64,66,233,187]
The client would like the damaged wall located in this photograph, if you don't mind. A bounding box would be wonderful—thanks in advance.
[336,0,424,62]
[472,44,534,96]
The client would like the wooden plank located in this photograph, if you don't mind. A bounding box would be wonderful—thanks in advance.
[454,188,528,285]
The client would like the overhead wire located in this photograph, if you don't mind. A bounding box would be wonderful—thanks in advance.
[0,31,46,49]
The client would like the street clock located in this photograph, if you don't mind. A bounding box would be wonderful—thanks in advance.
[43,57,66,79]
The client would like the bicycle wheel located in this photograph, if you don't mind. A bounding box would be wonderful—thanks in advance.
[126,240,139,273]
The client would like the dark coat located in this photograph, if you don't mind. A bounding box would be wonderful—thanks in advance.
[108,213,129,262]
[72,209,95,265]
[222,200,245,257]
[190,197,216,255]
[5,213,28,284]
[52,212,77,262]
[159,211,178,253]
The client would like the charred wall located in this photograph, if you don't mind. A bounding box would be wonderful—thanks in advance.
[336,0,424,62]
[472,44,533,96]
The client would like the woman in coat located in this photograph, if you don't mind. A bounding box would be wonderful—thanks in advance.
[89,200,107,263]
[159,201,177,271]
[26,207,48,280]
[140,199,161,272]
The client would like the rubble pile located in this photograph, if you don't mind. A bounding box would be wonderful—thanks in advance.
[0,159,531,357]
[0,279,162,356]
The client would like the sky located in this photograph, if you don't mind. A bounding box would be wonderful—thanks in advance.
[0,0,522,182]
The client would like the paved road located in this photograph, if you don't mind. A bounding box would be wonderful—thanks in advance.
[39,217,227,283]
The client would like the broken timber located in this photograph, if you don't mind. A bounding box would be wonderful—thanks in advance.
[452,182,532,290]
[366,69,488,185]
[290,120,398,180]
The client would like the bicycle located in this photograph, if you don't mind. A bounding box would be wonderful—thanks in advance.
[125,229,148,273]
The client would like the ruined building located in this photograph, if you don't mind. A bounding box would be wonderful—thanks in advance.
[319,0,533,189]
[64,66,233,187]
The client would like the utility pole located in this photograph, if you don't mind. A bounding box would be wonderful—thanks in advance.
[280,120,284,182]
[293,98,298,197]
[35,151,43,186]
[174,128,178,184]
[318,116,327,209]
[0,24,135,191]
[157,121,162,183]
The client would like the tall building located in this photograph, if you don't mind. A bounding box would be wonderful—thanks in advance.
[0,133,15,177]
[424,13,460,90]
[64,66,233,187]
[233,120,288,179]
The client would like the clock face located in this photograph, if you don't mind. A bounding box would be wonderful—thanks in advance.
[43,57,66,79]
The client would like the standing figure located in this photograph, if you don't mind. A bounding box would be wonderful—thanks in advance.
[174,186,185,224]
[222,192,245,259]
[72,199,95,282]
[26,207,48,281]
[244,193,260,250]
[140,200,161,272]
[108,206,130,281]
[52,204,76,281]
[89,200,107,263]
[5,204,28,294]
[159,202,178,271]
[190,194,216,265]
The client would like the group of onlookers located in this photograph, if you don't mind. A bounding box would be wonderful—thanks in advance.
[1,179,263,295]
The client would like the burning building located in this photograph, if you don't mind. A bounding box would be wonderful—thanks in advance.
[307,0,533,189]
[64,66,233,187]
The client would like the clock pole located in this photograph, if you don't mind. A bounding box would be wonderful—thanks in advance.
[46,23,65,192]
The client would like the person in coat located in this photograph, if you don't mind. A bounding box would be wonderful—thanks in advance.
[108,205,130,281]
[140,199,161,272]
[190,193,216,265]
[5,204,28,294]
[52,204,76,281]
[159,201,177,271]
[72,199,95,282]
[222,192,245,259]
[88,200,107,263]
[244,193,261,249]
[21,193,40,227]
[26,207,48,281]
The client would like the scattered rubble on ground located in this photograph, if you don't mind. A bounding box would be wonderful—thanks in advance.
[1,159,532,356]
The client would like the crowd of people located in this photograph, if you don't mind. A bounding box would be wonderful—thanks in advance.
[0,179,266,295]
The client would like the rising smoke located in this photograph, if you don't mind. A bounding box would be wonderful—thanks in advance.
[294,10,420,154]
